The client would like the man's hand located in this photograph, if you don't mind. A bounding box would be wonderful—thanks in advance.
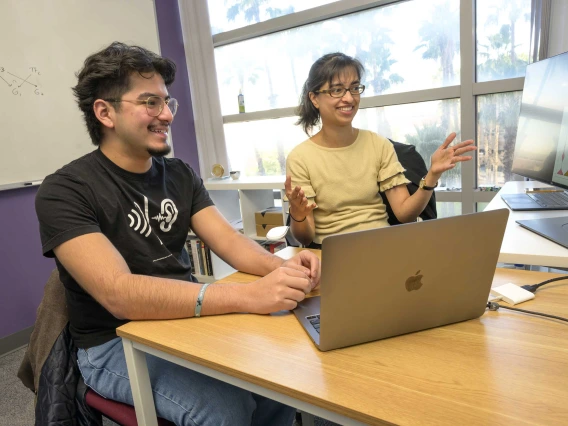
[281,250,321,289]
[245,267,313,314]
[285,176,317,221]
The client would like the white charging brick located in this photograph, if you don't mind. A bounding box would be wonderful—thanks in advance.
[490,283,535,305]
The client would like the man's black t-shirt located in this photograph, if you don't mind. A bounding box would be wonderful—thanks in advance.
[36,149,214,349]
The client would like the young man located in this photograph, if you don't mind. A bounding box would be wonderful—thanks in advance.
[35,42,320,426]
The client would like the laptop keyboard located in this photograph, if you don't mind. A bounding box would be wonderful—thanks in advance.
[527,191,568,208]
[306,314,320,334]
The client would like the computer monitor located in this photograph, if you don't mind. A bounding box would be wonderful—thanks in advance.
[509,51,568,250]
[511,50,568,189]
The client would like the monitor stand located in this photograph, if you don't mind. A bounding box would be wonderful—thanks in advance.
[516,216,568,249]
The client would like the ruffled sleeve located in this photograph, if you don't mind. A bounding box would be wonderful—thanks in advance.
[379,169,410,192]
[376,137,410,192]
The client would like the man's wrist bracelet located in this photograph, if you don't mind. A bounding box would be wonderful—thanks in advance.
[194,283,211,317]
[288,207,306,222]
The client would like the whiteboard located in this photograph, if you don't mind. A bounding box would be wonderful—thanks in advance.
[0,0,160,189]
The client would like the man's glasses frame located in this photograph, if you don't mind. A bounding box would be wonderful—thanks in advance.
[314,84,366,98]
[104,95,179,117]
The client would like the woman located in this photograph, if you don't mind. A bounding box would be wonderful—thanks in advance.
[285,52,475,247]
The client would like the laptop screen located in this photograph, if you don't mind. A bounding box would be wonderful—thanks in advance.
[511,51,568,190]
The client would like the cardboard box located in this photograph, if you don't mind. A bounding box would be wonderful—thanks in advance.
[256,224,279,238]
[254,207,284,226]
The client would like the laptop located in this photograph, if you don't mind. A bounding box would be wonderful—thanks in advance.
[516,216,568,249]
[293,209,509,351]
[501,190,568,211]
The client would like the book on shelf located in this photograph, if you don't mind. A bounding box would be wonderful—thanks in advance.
[201,241,209,276]
[186,236,214,277]
[186,226,287,279]
[184,240,196,274]
[204,242,213,275]
[190,239,201,275]
[197,240,206,275]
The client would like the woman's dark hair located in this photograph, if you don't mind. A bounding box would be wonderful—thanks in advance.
[72,41,177,146]
[296,52,364,136]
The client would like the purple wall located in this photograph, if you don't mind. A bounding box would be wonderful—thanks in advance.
[0,188,54,337]
[155,0,200,172]
[0,1,198,340]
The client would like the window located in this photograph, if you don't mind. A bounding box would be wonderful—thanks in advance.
[476,0,532,82]
[477,92,523,186]
[214,0,460,115]
[207,0,340,35]
[354,99,462,188]
[436,202,462,218]
[225,99,463,186]
[224,117,308,176]
[186,0,544,214]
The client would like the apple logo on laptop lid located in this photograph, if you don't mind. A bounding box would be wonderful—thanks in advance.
[405,270,424,291]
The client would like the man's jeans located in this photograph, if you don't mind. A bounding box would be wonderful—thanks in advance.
[77,337,295,426]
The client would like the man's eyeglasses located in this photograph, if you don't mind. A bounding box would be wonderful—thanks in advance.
[104,96,179,117]
[314,84,366,98]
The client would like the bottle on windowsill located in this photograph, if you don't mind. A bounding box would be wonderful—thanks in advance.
[238,88,245,114]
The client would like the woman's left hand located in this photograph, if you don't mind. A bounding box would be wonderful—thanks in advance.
[429,132,477,176]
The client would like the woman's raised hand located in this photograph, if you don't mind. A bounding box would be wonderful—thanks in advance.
[285,176,317,221]
[429,132,477,176]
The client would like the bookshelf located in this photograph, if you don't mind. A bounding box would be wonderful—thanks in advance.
[189,176,289,282]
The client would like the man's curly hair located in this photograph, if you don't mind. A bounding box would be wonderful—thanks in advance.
[73,42,176,146]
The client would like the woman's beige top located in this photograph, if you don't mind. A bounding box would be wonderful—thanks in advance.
[286,129,409,244]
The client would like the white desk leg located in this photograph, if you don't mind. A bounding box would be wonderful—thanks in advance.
[300,411,316,426]
[122,338,159,426]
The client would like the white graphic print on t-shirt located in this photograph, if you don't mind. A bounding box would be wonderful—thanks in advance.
[128,196,178,240]
[128,196,152,238]
[152,198,178,232]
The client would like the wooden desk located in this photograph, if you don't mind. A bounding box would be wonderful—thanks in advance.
[117,247,568,425]
[484,181,568,268]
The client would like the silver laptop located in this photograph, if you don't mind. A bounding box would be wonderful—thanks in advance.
[293,209,509,351]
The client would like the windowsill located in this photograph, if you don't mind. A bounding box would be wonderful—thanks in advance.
[204,176,286,190]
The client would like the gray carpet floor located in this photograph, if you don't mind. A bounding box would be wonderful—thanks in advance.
[0,346,115,426]
[0,347,35,426]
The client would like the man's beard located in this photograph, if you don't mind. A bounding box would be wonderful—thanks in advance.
[147,144,171,157]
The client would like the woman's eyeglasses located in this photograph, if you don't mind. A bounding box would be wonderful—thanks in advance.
[314,84,365,98]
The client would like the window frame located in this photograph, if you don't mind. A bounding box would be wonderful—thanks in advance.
[180,0,540,214]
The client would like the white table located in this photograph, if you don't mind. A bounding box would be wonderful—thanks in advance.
[484,181,568,268]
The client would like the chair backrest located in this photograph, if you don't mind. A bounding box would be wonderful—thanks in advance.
[385,139,437,225]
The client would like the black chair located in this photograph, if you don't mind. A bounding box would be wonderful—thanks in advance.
[385,139,437,225]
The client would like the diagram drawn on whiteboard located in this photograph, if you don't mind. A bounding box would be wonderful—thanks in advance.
[0,66,44,97]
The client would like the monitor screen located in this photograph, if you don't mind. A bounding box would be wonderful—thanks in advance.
[511,51,568,190]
